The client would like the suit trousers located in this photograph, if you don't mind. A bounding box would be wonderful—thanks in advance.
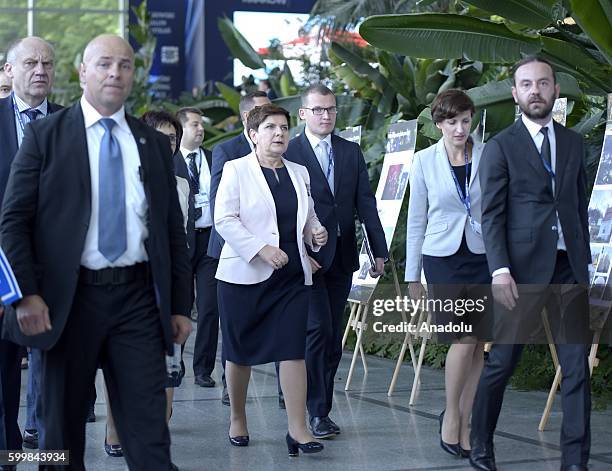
[192,228,220,377]
[306,240,353,418]
[470,251,591,467]
[0,334,22,452]
[40,272,172,471]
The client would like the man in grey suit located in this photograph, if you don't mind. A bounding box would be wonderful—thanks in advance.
[470,56,591,471]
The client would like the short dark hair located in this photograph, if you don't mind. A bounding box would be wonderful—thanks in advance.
[176,107,202,125]
[431,89,475,123]
[239,91,268,116]
[246,104,290,134]
[140,110,182,147]
[511,55,557,84]
[301,83,335,106]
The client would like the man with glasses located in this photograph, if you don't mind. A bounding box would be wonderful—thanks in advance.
[286,84,387,438]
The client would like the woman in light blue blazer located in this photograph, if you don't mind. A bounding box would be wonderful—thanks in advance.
[405,90,490,458]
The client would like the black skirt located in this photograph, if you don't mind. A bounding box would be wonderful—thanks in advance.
[422,236,492,342]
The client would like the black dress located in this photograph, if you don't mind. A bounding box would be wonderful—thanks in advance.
[217,166,309,365]
[422,163,492,341]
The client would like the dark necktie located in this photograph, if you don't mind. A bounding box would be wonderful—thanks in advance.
[23,108,41,122]
[98,118,127,262]
[540,127,552,168]
[187,152,202,219]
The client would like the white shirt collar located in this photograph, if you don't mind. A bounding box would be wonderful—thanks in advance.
[305,126,332,151]
[13,92,48,116]
[521,113,554,140]
[80,95,129,133]
[243,128,255,151]
[180,146,200,159]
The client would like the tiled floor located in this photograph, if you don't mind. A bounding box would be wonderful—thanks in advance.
[16,324,612,470]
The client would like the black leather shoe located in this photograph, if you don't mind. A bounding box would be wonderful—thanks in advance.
[87,405,96,423]
[469,440,496,471]
[325,417,341,434]
[195,374,216,387]
[438,410,460,457]
[23,429,39,449]
[104,439,124,457]
[278,394,286,409]
[560,465,588,471]
[229,435,250,447]
[286,433,323,456]
[309,416,335,439]
[221,387,230,406]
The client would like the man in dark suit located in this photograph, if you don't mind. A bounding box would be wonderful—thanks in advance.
[175,107,219,389]
[285,84,388,438]
[208,91,270,404]
[1,34,191,471]
[471,56,591,471]
[0,36,60,463]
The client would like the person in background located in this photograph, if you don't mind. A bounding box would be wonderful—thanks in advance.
[0,36,60,460]
[286,84,387,439]
[258,79,277,100]
[405,89,490,458]
[215,104,327,456]
[176,107,219,390]
[208,90,270,406]
[0,69,12,98]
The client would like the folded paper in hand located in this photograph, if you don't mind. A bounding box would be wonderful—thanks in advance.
[0,247,22,305]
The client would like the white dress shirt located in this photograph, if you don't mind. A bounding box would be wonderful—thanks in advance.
[304,127,333,181]
[243,129,255,152]
[13,93,49,146]
[180,147,213,228]
[80,96,149,269]
[492,114,565,278]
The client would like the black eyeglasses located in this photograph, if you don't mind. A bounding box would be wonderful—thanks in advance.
[302,107,338,116]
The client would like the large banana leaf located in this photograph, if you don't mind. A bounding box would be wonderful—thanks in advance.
[569,0,612,66]
[377,50,414,100]
[359,13,541,62]
[215,82,241,114]
[217,16,265,70]
[329,42,391,94]
[541,36,611,94]
[462,0,554,29]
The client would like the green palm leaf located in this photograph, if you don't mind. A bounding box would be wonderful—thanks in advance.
[462,0,554,29]
[359,13,540,62]
[569,0,612,65]
[217,16,265,70]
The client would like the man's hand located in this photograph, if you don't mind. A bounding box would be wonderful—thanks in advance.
[307,255,322,274]
[171,315,192,345]
[406,282,426,301]
[16,295,51,336]
[312,226,328,246]
[369,257,385,278]
[492,272,519,310]
[258,245,289,270]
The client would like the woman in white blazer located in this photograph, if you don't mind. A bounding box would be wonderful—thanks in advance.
[215,104,327,456]
[404,90,490,458]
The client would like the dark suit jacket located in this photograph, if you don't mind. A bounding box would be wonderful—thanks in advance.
[0,95,62,206]
[174,148,212,261]
[207,132,252,258]
[286,132,388,273]
[479,118,590,284]
[0,103,192,351]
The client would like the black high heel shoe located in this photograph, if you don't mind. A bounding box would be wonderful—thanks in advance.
[286,433,324,457]
[438,410,461,457]
[104,425,123,458]
[228,435,250,447]
[459,446,470,458]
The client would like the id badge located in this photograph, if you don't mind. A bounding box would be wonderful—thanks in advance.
[195,192,209,209]
[469,217,482,236]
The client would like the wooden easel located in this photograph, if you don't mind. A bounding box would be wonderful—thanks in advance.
[538,303,609,431]
[342,254,404,390]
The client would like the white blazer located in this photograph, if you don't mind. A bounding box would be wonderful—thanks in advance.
[214,152,323,285]
[405,139,486,282]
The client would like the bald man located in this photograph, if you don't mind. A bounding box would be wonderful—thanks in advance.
[0,36,60,461]
[1,34,191,471]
